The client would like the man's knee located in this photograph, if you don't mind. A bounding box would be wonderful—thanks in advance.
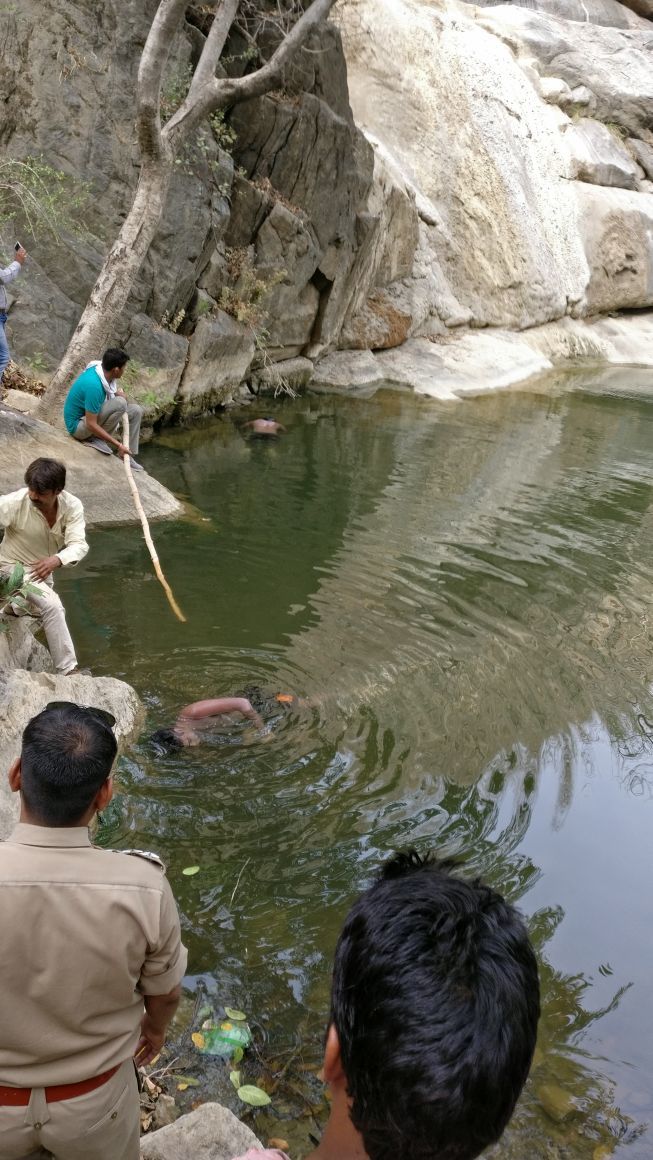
[31,587,64,618]
[127,402,143,419]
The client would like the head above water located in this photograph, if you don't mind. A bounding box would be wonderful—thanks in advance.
[326,851,540,1160]
[15,703,117,827]
[150,728,184,754]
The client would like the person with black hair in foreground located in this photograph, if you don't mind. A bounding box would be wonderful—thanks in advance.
[0,457,88,675]
[0,703,187,1160]
[234,852,540,1160]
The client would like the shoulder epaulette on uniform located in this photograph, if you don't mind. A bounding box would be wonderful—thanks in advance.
[112,848,166,872]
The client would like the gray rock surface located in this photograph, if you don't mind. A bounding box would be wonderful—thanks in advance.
[140,1102,262,1160]
[461,0,649,26]
[627,137,653,181]
[573,184,653,313]
[0,639,144,839]
[178,312,256,417]
[252,356,314,395]
[477,5,653,135]
[3,0,653,410]
[313,312,653,400]
[0,405,184,525]
[562,119,641,189]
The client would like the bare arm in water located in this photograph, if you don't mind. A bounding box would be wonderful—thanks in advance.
[177,698,264,729]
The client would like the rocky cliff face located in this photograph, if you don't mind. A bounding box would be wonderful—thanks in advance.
[1,0,652,412]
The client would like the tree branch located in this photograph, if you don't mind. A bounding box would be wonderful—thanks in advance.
[188,0,241,98]
[164,0,337,151]
[137,0,189,160]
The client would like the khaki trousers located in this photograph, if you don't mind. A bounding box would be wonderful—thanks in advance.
[0,572,77,675]
[0,1060,140,1160]
[73,397,143,455]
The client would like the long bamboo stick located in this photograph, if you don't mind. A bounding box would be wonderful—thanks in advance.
[121,414,186,623]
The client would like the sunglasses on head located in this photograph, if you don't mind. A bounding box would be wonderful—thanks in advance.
[45,702,116,731]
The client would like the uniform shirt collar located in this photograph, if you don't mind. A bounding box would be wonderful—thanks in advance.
[7,823,92,848]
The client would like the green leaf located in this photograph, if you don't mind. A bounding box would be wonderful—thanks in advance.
[224,1006,247,1021]
[7,563,24,592]
[229,1070,241,1090]
[182,865,200,876]
[237,1084,271,1107]
[174,1074,200,1087]
[232,1046,244,1063]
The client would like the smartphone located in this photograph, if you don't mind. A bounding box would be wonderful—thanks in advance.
[14,242,21,252]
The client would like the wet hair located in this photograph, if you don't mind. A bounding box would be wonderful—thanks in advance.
[20,705,117,826]
[150,728,183,754]
[236,685,268,713]
[24,458,66,494]
[101,348,130,373]
[330,851,540,1160]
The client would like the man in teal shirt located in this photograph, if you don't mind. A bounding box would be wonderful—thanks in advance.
[63,348,144,470]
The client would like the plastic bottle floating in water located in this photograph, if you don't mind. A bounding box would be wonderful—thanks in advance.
[192,1019,252,1057]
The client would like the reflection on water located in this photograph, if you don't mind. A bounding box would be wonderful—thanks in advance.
[62,371,653,1157]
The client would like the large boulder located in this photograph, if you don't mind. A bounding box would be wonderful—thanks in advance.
[340,0,589,331]
[0,404,184,525]
[177,312,256,417]
[573,184,653,313]
[123,314,190,424]
[562,119,641,189]
[140,1103,262,1160]
[0,651,144,839]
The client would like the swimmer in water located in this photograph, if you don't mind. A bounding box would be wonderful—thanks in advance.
[151,688,300,752]
[242,417,286,437]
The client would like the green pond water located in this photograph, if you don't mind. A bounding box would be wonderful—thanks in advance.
[59,370,653,1157]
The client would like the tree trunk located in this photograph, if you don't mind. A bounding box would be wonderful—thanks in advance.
[39,159,173,426]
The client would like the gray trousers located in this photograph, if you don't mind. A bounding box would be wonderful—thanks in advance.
[73,397,142,455]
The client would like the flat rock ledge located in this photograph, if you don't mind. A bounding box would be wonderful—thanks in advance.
[313,314,653,400]
[140,1102,263,1160]
[0,621,144,839]
[0,405,183,527]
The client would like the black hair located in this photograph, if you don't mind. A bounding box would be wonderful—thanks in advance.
[150,728,183,754]
[20,705,117,826]
[101,348,130,373]
[236,685,267,713]
[24,458,66,494]
[330,851,540,1160]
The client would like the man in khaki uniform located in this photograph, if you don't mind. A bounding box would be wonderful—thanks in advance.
[0,458,88,675]
[0,702,187,1160]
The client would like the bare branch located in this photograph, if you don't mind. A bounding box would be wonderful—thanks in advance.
[136,0,188,160]
[164,0,337,151]
[188,0,241,98]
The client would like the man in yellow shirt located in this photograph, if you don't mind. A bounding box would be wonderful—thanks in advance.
[0,457,88,674]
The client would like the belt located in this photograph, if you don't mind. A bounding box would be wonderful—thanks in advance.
[0,1064,120,1106]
